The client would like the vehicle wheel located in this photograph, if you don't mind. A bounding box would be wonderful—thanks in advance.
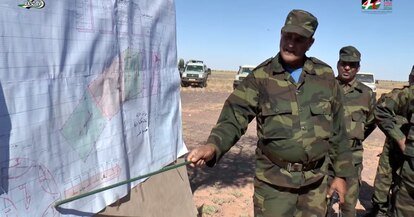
[202,81,207,88]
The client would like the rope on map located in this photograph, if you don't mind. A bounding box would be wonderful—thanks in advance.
[54,160,191,208]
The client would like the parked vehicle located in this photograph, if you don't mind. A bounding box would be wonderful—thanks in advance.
[233,65,256,89]
[356,72,376,92]
[181,60,210,88]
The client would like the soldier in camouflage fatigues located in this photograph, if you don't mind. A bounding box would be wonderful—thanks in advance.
[367,115,406,217]
[187,9,355,217]
[366,66,414,217]
[375,67,414,217]
[328,46,376,217]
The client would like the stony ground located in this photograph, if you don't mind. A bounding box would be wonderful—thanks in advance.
[181,71,403,217]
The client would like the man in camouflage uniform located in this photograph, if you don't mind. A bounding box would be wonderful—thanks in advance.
[329,46,376,216]
[367,114,406,217]
[375,65,414,217]
[187,9,354,216]
[367,66,414,217]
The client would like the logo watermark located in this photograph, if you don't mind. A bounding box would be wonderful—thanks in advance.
[362,0,392,13]
[18,0,45,9]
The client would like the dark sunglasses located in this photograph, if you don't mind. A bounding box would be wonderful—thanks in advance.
[340,61,359,68]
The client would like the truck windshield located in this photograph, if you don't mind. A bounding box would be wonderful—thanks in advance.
[186,65,203,72]
[241,68,253,74]
[356,74,374,83]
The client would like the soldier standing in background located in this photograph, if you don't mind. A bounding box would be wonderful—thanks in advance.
[178,58,185,77]
[366,66,414,217]
[374,66,414,216]
[187,9,355,216]
[329,46,376,216]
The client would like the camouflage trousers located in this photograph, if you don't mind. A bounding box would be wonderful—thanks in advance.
[327,147,362,217]
[253,176,328,217]
[340,163,362,217]
[326,163,361,217]
[393,158,414,217]
[372,138,404,214]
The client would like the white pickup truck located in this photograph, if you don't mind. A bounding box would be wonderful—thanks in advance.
[356,72,376,92]
[181,60,210,88]
[233,65,256,89]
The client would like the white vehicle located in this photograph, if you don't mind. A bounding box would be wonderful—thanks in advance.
[181,61,209,87]
[233,65,256,89]
[356,72,376,92]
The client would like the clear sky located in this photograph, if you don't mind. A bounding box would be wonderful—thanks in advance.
[175,0,413,81]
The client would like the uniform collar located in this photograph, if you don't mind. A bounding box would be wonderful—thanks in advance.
[270,53,316,75]
[338,78,362,93]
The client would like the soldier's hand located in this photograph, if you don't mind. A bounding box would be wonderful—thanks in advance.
[187,143,216,167]
[397,138,406,152]
[327,177,347,204]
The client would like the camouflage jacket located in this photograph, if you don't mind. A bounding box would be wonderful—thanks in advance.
[206,54,354,188]
[338,79,376,150]
[375,85,414,157]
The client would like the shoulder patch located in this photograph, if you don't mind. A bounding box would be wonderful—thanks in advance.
[254,57,272,71]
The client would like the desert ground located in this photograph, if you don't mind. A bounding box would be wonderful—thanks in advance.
[181,71,407,217]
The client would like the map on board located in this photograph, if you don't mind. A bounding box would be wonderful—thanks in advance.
[0,0,186,216]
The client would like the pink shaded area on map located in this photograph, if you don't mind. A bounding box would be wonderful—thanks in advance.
[64,164,121,198]
[88,57,123,119]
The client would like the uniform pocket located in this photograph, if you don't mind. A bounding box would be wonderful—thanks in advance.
[261,104,292,139]
[349,111,366,140]
[310,102,332,139]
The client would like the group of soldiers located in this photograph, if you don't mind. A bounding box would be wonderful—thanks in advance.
[330,44,414,217]
[328,46,414,217]
[186,9,414,217]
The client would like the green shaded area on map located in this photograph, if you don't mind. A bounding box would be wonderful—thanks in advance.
[61,93,107,161]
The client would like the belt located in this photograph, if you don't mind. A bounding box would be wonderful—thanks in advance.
[274,157,324,172]
[260,148,325,172]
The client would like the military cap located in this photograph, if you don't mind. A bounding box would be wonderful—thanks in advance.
[339,46,361,62]
[281,9,318,38]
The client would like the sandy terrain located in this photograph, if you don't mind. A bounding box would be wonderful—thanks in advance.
[181,71,405,217]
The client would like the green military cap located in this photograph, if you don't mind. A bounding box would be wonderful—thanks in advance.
[339,46,361,62]
[281,9,318,38]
